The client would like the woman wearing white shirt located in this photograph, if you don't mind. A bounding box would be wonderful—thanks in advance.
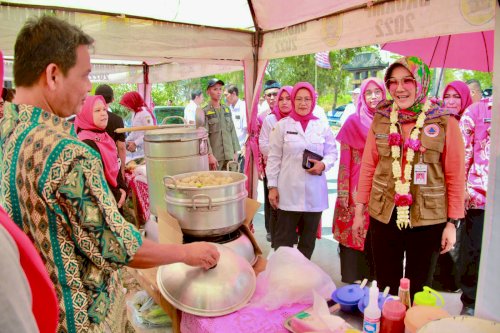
[119,91,156,162]
[259,85,293,245]
[266,82,337,259]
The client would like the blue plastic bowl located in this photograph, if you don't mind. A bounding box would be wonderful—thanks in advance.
[357,293,392,313]
[331,285,366,313]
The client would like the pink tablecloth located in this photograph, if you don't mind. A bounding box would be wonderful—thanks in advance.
[181,302,309,333]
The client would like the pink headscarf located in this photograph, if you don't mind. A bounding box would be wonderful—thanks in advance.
[442,80,473,118]
[272,85,293,121]
[120,91,157,125]
[290,82,318,131]
[337,78,386,150]
[75,95,119,187]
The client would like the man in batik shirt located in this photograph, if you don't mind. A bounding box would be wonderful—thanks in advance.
[0,16,219,333]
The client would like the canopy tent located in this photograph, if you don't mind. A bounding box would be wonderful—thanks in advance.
[1,0,499,322]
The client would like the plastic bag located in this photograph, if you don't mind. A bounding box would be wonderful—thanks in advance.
[127,290,172,328]
[248,247,336,310]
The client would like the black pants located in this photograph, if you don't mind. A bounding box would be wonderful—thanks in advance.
[432,223,464,292]
[339,227,374,283]
[460,209,484,307]
[273,210,321,259]
[262,176,272,234]
[370,212,445,298]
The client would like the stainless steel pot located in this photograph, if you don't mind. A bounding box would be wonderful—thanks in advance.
[221,231,257,265]
[164,171,248,237]
[156,244,256,317]
[145,122,209,215]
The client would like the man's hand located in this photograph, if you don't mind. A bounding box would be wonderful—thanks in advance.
[183,242,220,270]
[208,154,218,170]
[306,159,325,176]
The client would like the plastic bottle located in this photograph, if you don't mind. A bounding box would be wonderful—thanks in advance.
[363,281,381,333]
[380,299,406,333]
[398,278,411,309]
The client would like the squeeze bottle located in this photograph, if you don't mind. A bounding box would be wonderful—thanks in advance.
[363,281,381,333]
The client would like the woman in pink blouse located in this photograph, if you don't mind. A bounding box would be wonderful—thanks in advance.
[333,78,386,283]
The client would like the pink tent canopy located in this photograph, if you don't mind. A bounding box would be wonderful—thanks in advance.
[381,31,494,72]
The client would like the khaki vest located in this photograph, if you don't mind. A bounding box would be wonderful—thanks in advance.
[368,113,449,227]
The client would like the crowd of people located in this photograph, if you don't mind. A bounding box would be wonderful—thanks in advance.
[0,14,493,333]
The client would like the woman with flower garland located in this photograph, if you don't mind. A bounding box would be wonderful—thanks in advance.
[353,56,465,297]
[333,77,386,283]
[267,82,337,259]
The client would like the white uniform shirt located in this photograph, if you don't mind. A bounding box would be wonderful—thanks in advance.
[313,105,329,126]
[230,99,247,149]
[126,108,153,162]
[259,113,279,158]
[184,100,197,124]
[266,117,338,212]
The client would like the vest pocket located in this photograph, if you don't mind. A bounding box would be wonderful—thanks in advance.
[423,149,441,163]
[376,141,391,157]
[369,184,386,210]
[420,192,446,220]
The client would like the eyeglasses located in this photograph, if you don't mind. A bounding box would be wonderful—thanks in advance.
[265,92,278,98]
[385,77,416,90]
[364,89,383,98]
[294,98,312,104]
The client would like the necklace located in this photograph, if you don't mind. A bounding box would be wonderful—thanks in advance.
[389,100,430,229]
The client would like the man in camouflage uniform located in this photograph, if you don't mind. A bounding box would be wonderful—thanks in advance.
[203,78,240,170]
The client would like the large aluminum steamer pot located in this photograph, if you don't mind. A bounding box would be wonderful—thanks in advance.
[164,170,247,237]
[157,244,256,317]
[145,120,209,215]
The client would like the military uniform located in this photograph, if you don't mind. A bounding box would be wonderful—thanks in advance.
[203,103,240,170]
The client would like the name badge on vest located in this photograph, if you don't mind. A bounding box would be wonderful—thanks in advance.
[286,131,298,135]
[414,163,428,185]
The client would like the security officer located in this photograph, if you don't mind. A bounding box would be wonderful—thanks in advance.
[203,78,240,170]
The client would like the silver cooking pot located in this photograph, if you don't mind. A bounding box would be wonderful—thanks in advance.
[144,119,209,215]
[157,244,256,317]
[164,170,247,237]
[221,231,257,266]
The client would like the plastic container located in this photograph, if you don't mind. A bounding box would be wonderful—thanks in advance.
[363,281,381,333]
[398,278,411,309]
[357,292,392,313]
[380,299,406,333]
[413,286,444,307]
[403,305,449,333]
[331,284,366,313]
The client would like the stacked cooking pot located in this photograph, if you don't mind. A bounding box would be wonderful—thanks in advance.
[158,167,257,317]
[144,123,209,215]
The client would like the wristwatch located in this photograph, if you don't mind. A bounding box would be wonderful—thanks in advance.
[448,218,460,228]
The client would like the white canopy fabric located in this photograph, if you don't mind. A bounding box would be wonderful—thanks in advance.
[1,0,499,321]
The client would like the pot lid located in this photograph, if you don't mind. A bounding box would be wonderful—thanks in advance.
[333,284,365,304]
[145,126,207,142]
[156,244,256,317]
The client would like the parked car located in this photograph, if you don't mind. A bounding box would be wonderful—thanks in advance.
[328,104,347,126]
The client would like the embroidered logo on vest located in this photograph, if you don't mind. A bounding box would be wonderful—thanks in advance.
[423,124,439,137]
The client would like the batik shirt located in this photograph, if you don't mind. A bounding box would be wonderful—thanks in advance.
[460,100,491,210]
[0,104,143,333]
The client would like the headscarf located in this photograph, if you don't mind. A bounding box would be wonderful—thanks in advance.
[336,78,386,150]
[272,86,293,121]
[442,80,473,118]
[75,95,119,187]
[378,56,449,123]
[119,91,157,125]
[290,82,318,131]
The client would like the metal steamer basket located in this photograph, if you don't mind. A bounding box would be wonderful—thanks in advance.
[163,167,248,237]
[144,117,209,215]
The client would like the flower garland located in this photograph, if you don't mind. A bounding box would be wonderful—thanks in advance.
[389,100,430,229]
